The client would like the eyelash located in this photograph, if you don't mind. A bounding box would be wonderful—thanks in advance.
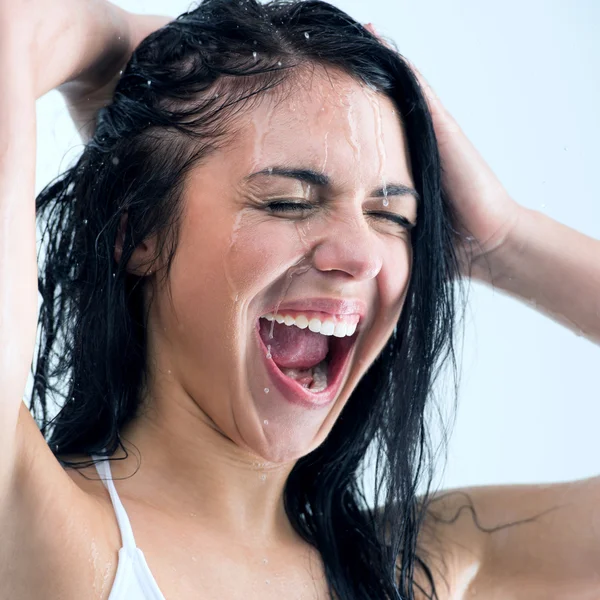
[266,201,415,230]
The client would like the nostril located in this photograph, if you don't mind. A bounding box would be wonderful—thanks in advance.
[312,243,382,280]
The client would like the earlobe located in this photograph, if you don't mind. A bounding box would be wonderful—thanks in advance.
[114,211,156,276]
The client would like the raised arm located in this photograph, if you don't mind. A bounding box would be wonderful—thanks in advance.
[0,0,151,498]
[472,207,600,344]
[418,477,600,599]
[399,59,600,345]
[398,55,600,598]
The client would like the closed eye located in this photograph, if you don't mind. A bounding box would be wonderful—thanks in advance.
[366,211,416,230]
[265,200,313,213]
[265,202,416,230]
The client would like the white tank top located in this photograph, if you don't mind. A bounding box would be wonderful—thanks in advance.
[92,454,166,600]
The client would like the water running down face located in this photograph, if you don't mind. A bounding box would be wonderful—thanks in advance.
[143,67,418,464]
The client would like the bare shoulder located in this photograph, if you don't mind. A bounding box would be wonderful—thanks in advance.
[0,402,119,599]
[416,478,600,599]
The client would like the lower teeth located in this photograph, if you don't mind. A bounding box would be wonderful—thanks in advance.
[280,360,328,392]
[310,361,328,392]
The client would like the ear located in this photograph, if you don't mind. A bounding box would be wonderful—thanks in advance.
[114,211,157,276]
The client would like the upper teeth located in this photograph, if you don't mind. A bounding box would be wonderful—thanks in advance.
[261,313,357,337]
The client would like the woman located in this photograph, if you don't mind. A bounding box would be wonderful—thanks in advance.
[1,0,599,598]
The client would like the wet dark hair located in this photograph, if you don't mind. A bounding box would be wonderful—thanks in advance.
[32,0,470,598]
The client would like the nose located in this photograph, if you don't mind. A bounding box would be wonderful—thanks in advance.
[311,215,383,281]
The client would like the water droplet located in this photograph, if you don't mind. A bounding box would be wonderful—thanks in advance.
[304,32,310,39]
[192,555,197,562]
[167,369,172,375]
[262,557,269,565]
[382,197,389,207]
[112,273,116,278]
[214,92,220,98]
[267,167,273,174]
[112,157,119,166]
[264,388,269,394]
[83,219,88,225]
[234,293,239,302]
[253,51,258,59]
[190,512,196,517]
[277,61,282,67]
[265,579,270,584]
[263,419,269,425]
[266,345,272,359]
[147,80,152,86]
[260,474,267,481]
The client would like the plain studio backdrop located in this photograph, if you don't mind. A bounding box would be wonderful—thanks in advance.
[33,0,599,496]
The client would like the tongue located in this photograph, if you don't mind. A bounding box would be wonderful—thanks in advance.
[259,319,329,369]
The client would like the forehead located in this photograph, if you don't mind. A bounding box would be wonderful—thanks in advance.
[222,66,414,189]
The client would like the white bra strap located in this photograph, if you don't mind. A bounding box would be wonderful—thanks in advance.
[91,453,138,552]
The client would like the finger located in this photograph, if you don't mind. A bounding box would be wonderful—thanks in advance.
[403,57,438,106]
[363,22,393,51]
[363,24,437,104]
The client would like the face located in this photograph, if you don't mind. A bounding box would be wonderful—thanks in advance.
[143,67,418,463]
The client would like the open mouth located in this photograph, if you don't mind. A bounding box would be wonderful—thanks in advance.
[255,311,359,407]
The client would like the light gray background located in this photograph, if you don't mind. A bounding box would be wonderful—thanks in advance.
[34,0,599,492]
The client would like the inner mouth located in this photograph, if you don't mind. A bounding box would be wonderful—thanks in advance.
[258,318,354,393]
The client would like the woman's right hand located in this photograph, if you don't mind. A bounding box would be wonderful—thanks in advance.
[0,0,169,485]
[58,13,172,142]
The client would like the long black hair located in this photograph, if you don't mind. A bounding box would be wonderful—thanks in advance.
[32,0,468,597]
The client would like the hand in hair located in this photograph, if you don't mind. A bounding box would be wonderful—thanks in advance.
[366,23,522,280]
[367,24,600,342]
[59,12,172,142]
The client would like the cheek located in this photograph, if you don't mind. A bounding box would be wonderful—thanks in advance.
[380,239,413,315]
[223,211,307,299]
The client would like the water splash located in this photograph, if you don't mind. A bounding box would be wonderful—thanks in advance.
[223,208,251,302]
[371,90,389,207]
[320,131,330,174]
[345,94,362,166]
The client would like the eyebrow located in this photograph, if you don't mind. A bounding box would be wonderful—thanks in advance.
[245,167,421,205]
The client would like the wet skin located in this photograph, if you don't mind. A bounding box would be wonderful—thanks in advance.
[117,65,418,544]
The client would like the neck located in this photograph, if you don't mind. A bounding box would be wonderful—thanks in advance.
[113,387,300,547]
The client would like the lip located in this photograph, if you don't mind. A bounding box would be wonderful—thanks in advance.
[253,318,358,410]
[260,298,367,320]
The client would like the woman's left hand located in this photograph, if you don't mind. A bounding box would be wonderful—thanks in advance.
[365,24,523,280]
[409,62,523,279]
